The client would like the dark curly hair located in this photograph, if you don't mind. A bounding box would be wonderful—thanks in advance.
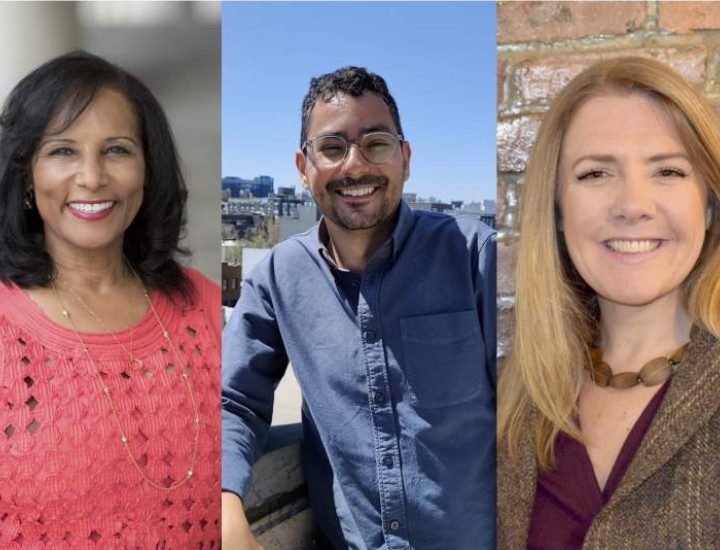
[0,50,192,299]
[300,66,403,147]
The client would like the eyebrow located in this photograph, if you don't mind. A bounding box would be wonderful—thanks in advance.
[315,124,395,139]
[570,152,690,170]
[40,135,139,146]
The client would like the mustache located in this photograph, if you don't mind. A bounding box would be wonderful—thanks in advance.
[327,175,388,192]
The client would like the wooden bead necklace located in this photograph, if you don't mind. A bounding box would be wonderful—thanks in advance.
[50,271,201,492]
[587,343,689,389]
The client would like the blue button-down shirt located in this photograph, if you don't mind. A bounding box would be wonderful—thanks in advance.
[222,201,496,549]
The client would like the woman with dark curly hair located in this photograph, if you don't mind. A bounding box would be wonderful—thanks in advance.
[0,51,220,546]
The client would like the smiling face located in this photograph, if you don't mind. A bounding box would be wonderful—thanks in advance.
[558,93,708,311]
[31,88,145,260]
[296,92,410,236]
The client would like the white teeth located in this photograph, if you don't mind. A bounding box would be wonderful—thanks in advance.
[68,201,114,214]
[605,239,661,254]
[339,187,375,197]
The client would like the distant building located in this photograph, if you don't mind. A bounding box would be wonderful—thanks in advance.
[221,263,242,307]
[279,203,318,241]
[407,200,453,213]
[222,175,274,198]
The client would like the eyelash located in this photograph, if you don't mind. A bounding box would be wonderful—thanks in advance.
[657,167,686,178]
[577,170,605,181]
[47,145,132,157]
[577,167,688,181]
[48,147,74,157]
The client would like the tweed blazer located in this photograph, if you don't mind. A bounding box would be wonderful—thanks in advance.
[498,328,720,549]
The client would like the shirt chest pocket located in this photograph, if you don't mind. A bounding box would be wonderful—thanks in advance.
[399,310,485,409]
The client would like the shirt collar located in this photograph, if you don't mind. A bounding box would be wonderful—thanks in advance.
[315,199,414,270]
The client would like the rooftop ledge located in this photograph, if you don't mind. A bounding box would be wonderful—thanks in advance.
[245,423,314,549]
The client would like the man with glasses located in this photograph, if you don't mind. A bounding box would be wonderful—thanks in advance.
[222,67,496,549]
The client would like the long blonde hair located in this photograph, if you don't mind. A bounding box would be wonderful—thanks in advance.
[498,57,720,469]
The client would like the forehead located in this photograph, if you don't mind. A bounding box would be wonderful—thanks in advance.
[307,92,396,137]
[561,93,686,159]
[46,88,139,136]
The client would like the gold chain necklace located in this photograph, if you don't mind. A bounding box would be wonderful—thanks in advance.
[588,343,689,389]
[50,274,201,492]
[54,278,144,371]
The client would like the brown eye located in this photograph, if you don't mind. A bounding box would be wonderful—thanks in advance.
[577,170,605,181]
[657,167,686,178]
[48,147,75,157]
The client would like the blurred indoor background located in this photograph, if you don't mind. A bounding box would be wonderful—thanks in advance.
[0,2,221,282]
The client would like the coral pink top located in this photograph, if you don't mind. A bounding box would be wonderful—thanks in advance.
[0,269,220,548]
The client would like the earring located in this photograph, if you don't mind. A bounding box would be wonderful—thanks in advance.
[23,188,34,210]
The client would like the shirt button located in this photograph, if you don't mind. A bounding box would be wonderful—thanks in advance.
[365,329,377,342]
[390,520,401,531]
[382,455,393,468]
[373,391,385,404]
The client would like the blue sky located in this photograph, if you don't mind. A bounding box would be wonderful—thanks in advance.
[222,2,496,204]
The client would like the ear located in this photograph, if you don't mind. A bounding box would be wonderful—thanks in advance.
[707,203,713,231]
[555,203,564,232]
[295,150,310,190]
[401,141,411,182]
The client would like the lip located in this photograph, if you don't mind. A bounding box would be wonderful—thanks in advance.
[334,185,382,202]
[601,238,666,263]
[66,200,116,221]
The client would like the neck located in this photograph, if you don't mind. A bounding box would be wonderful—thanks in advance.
[598,290,693,365]
[325,214,397,273]
[48,241,131,293]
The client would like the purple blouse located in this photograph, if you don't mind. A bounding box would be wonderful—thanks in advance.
[527,381,671,549]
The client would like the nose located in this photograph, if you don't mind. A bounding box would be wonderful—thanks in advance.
[340,142,371,177]
[76,155,106,190]
[609,170,656,223]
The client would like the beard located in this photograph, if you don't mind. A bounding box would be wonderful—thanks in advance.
[321,175,396,231]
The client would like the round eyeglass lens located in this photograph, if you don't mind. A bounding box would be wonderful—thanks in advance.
[314,136,347,165]
[310,133,399,166]
[361,133,396,164]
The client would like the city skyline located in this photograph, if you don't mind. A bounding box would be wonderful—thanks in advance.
[222,2,496,204]
[221,174,495,207]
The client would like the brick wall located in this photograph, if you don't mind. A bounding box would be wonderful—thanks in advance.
[497,1,720,355]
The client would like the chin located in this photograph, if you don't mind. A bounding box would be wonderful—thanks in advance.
[598,287,678,309]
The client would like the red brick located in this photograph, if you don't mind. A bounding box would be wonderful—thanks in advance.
[498,1,645,44]
[498,58,507,108]
[497,115,542,173]
[660,2,720,33]
[515,47,707,105]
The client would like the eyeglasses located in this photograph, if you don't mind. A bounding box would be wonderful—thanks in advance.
[303,132,404,168]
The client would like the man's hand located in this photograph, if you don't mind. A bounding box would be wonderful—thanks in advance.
[222,492,264,550]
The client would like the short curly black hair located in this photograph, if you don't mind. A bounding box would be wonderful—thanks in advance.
[0,50,192,299]
[300,66,403,147]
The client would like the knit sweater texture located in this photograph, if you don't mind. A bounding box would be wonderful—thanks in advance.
[498,327,720,549]
[0,268,220,548]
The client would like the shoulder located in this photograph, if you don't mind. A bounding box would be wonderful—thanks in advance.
[180,268,221,339]
[183,267,219,306]
[244,225,321,282]
[412,210,495,244]
[406,211,496,263]
[0,280,29,321]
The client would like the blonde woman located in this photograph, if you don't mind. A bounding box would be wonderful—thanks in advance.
[498,57,719,548]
